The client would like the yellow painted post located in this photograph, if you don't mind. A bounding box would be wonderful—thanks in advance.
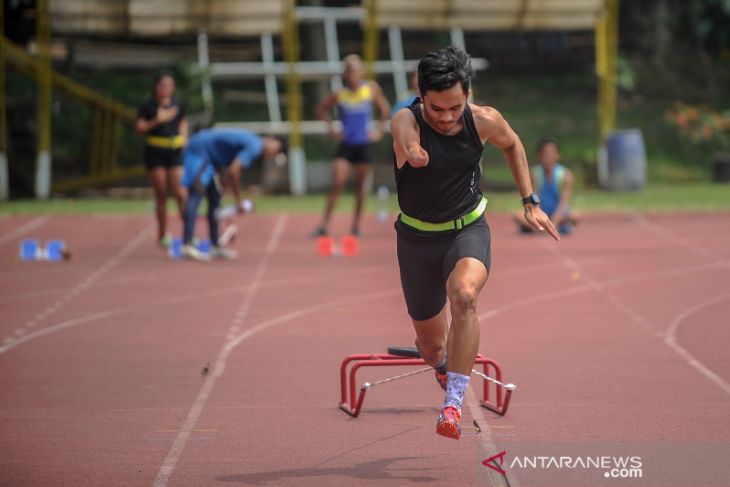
[282,0,306,194]
[0,0,8,200]
[35,0,52,198]
[596,0,619,141]
[363,0,378,80]
[89,106,102,176]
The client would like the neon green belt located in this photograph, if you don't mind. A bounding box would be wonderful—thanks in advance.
[399,197,488,232]
[146,135,184,149]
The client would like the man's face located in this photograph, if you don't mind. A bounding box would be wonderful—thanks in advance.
[420,84,468,135]
[263,138,282,160]
[343,62,364,88]
[155,76,175,100]
[538,143,560,167]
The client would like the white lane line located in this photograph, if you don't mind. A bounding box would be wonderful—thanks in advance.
[664,293,730,396]
[0,215,50,245]
[152,214,287,487]
[0,311,117,354]
[0,224,152,348]
[467,389,515,487]
[150,285,401,487]
[0,260,404,355]
[541,239,730,397]
[632,213,719,260]
[477,257,729,325]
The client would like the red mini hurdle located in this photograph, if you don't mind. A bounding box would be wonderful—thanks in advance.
[339,347,516,418]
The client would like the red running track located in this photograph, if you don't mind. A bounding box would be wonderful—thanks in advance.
[0,211,729,487]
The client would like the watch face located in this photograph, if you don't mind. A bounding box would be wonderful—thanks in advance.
[523,193,540,205]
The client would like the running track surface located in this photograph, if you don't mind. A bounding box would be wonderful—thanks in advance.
[1,212,729,487]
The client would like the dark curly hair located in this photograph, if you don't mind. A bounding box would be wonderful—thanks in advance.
[417,46,474,96]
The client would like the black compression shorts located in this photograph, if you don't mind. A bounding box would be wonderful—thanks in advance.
[335,143,373,164]
[395,215,491,321]
[144,146,182,170]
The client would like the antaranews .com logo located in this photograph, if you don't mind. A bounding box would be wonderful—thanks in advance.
[483,451,643,480]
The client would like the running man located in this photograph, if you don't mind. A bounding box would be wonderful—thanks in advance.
[135,72,188,248]
[312,54,391,237]
[181,128,285,260]
[515,137,577,235]
[391,46,559,439]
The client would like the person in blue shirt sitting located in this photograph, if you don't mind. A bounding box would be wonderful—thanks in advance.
[181,128,285,260]
[515,137,577,235]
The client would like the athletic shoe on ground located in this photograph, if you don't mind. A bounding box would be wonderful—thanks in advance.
[181,244,210,261]
[435,371,448,391]
[436,406,461,440]
[159,234,173,248]
[310,225,328,238]
[210,247,238,260]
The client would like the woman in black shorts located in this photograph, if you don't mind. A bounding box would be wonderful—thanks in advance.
[135,73,188,247]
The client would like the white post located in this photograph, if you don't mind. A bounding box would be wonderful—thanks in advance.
[388,26,408,99]
[323,15,343,92]
[288,147,307,196]
[35,151,51,199]
[197,28,214,112]
[0,152,8,200]
[450,27,466,49]
[261,32,282,124]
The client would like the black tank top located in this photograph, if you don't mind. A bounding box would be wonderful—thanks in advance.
[394,98,484,224]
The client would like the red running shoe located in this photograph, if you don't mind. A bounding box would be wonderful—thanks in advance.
[436,406,461,440]
[435,371,448,391]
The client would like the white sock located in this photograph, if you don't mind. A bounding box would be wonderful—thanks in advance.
[443,372,470,411]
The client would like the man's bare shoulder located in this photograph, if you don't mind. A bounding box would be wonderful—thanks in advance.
[469,104,504,128]
[469,104,507,141]
[367,79,384,92]
[391,105,417,127]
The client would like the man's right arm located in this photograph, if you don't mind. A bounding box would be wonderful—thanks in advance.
[316,92,340,139]
[391,109,428,169]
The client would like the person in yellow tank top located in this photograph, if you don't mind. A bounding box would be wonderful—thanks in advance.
[312,54,391,237]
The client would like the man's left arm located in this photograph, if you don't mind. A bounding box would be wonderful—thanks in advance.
[369,81,392,142]
[473,105,559,240]
[227,158,244,212]
[553,168,574,224]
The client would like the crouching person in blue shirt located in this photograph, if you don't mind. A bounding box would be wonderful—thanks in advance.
[515,137,578,236]
[181,128,286,260]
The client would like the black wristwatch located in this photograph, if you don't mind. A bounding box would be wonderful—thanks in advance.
[521,192,541,206]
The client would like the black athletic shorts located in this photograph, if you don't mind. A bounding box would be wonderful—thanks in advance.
[144,146,182,170]
[395,215,491,321]
[335,143,373,164]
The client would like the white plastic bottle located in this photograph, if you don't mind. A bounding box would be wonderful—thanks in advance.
[215,198,255,220]
[376,185,390,223]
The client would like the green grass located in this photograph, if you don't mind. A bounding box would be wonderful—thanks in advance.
[2,182,729,215]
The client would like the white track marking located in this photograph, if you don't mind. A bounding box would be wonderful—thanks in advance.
[466,389,516,487]
[0,225,152,348]
[477,258,728,324]
[0,260,402,355]
[632,213,719,260]
[541,237,730,397]
[152,215,417,486]
[0,311,117,354]
[664,294,730,396]
[152,214,287,487]
[0,215,50,245]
